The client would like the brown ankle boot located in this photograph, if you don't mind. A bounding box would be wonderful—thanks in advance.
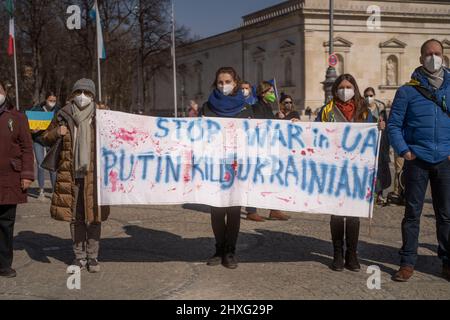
[247,212,265,222]
[268,210,290,221]
[393,266,414,282]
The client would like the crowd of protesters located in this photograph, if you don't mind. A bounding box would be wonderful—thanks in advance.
[0,39,448,284]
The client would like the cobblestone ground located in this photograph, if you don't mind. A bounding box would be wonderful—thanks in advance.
[0,179,449,300]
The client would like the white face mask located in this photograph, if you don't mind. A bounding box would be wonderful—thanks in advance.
[337,88,355,103]
[74,93,92,108]
[242,89,250,97]
[365,96,375,105]
[219,84,234,96]
[0,94,5,106]
[47,102,56,109]
[424,54,443,73]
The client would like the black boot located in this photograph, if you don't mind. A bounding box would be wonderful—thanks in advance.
[345,218,361,272]
[330,216,345,271]
[0,267,16,278]
[207,243,224,266]
[331,240,344,271]
[222,245,238,269]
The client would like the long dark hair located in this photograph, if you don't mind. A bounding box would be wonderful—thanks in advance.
[332,74,368,122]
[211,67,241,95]
[0,80,13,109]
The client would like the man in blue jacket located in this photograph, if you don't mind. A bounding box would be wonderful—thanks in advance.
[388,39,450,282]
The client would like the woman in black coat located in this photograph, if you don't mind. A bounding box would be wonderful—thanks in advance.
[199,67,252,269]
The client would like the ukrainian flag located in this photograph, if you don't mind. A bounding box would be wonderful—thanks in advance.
[26,111,54,130]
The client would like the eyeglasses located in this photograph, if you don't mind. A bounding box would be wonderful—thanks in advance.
[284,101,293,105]
[74,90,94,98]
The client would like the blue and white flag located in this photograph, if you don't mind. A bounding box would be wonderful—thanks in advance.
[89,0,106,60]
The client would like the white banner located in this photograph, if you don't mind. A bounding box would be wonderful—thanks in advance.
[96,110,380,218]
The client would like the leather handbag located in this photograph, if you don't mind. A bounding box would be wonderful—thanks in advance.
[41,137,62,172]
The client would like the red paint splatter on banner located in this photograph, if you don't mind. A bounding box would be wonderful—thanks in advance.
[231,160,239,172]
[115,128,137,142]
[276,197,291,203]
[261,192,276,197]
[301,150,307,156]
[226,121,236,130]
[168,187,177,192]
[224,172,231,182]
[366,187,373,200]
[292,150,296,154]
[183,151,193,183]
[307,148,315,154]
[111,128,149,147]
[109,171,118,192]
[150,137,163,154]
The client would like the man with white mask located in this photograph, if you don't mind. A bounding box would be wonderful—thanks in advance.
[389,39,450,282]
[41,79,110,274]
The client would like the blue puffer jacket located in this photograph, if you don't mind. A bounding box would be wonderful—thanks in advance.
[388,67,450,164]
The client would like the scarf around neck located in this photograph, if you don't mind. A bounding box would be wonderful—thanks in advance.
[335,99,356,122]
[71,102,95,175]
[420,66,445,89]
[207,89,247,117]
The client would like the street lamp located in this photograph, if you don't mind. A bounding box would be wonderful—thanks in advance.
[321,0,337,104]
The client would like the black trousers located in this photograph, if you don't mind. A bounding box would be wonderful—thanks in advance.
[211,206,241,253]
[0,205,17,269]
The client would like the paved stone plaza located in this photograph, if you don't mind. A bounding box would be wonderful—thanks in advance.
[0,182,449,300]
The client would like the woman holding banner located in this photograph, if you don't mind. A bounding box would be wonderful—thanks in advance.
[41,79,109,274]
[316,74,385,272]
[199,67,253,269]
[30,92,60,200]
[0,80,34,278]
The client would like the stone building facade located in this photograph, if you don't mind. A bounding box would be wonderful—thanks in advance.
[147,0,450,116]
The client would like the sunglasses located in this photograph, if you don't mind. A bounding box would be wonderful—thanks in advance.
[74,90,94,98]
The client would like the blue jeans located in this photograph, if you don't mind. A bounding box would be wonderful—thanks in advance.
[245,207,257,214]
[33,142,56,191]
[400,158,450,267]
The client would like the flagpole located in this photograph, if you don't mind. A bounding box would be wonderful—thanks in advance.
[13,31,19,109]
[95,0,102,102]
[171,0,178,118]
[97,51,102,102]
[11,17,19,110]
[273,77,279,113]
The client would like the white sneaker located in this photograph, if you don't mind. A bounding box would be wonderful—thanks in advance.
[37,190,46,202]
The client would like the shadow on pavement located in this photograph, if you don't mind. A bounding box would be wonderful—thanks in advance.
[13,226,442,278]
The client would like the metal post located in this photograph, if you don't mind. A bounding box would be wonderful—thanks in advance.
[321,0,337,104]
[12,19,19,110]
[171,0,178,118]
